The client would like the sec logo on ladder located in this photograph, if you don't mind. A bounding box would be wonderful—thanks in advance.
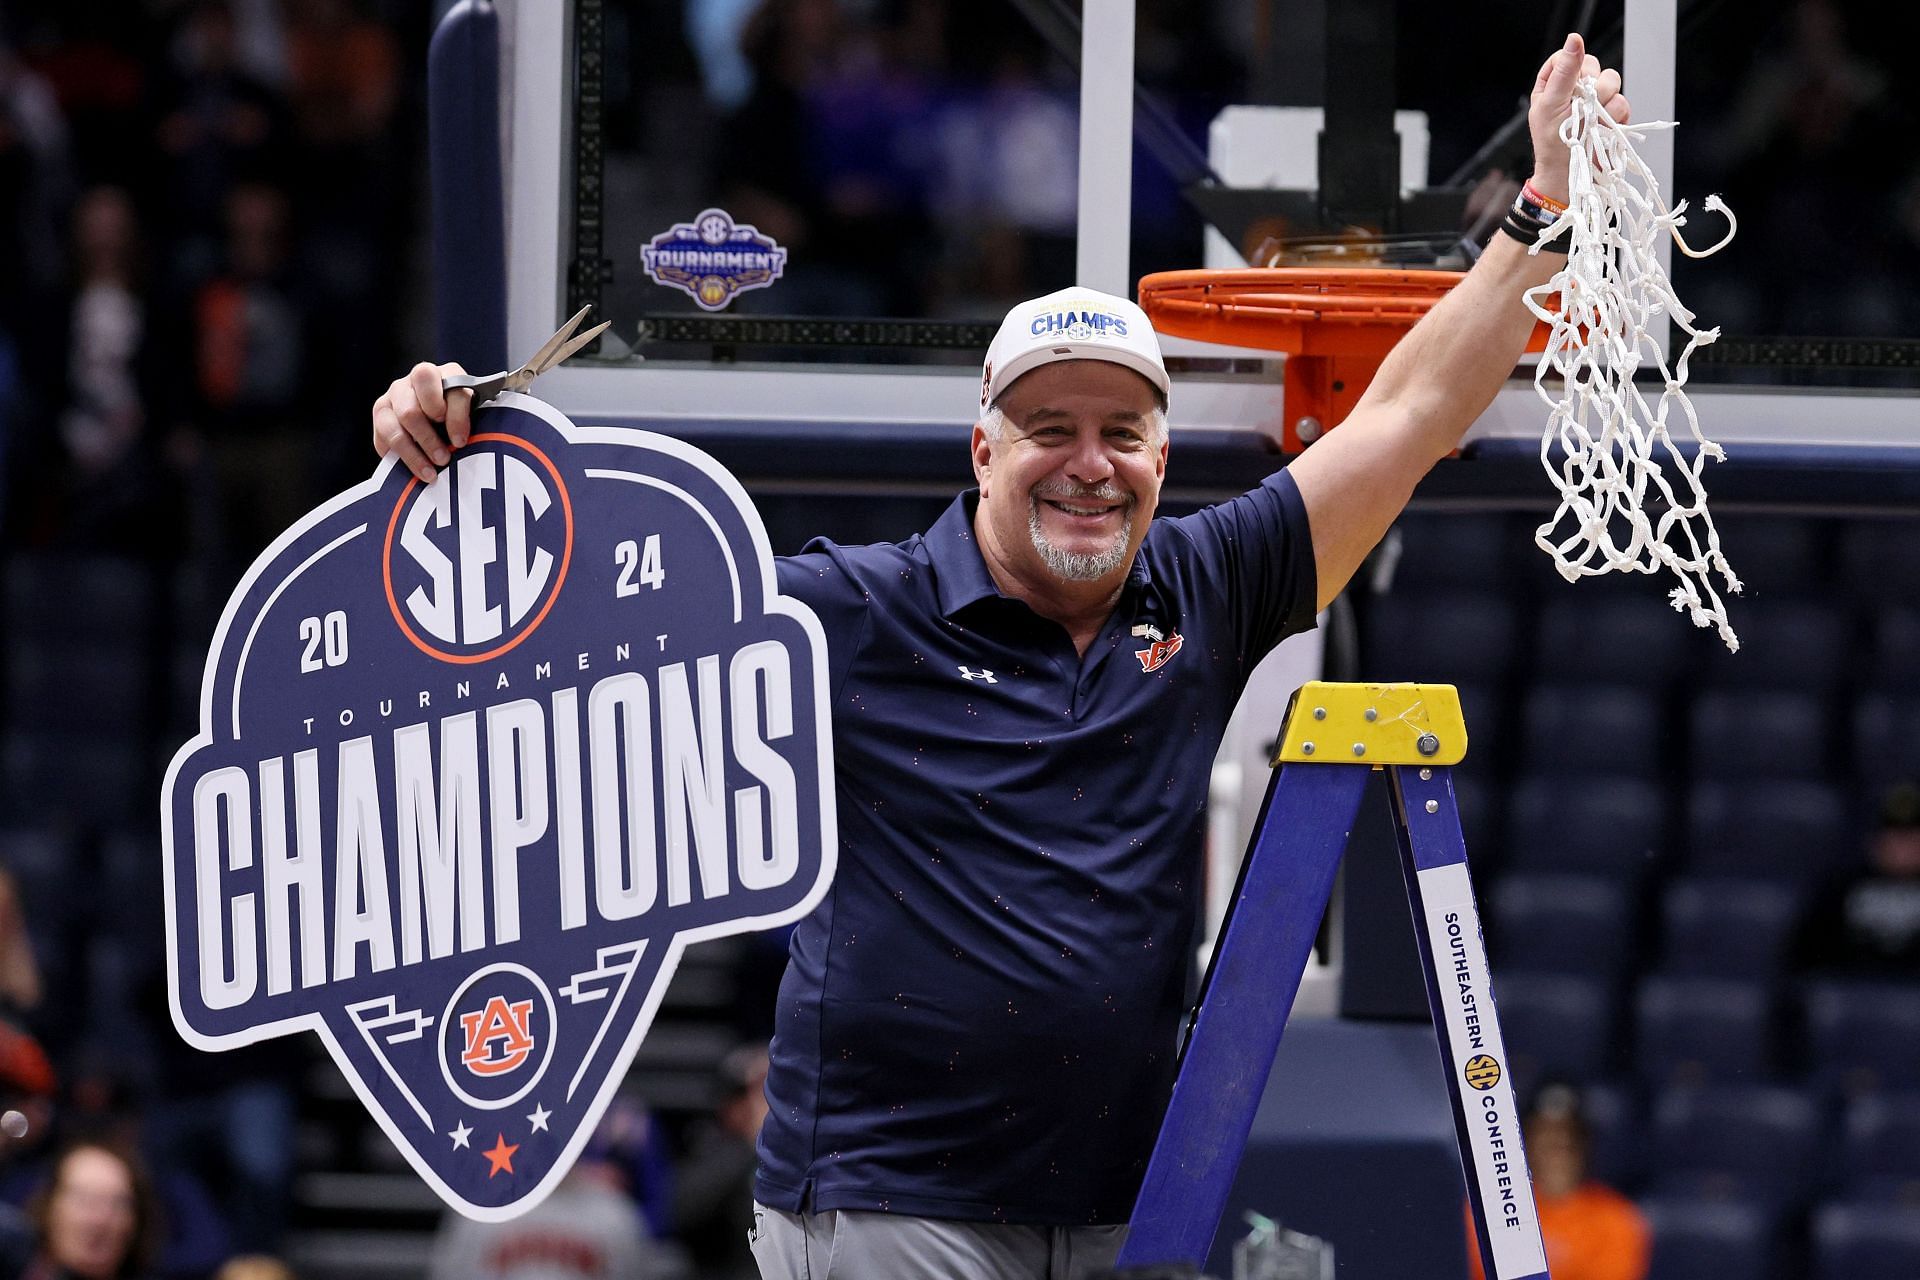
[1463,1054,1503,1091]
[162,394,837,1220]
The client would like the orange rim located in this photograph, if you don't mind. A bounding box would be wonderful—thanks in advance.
[1138,267,1552,356]
[1139,267,1464,337]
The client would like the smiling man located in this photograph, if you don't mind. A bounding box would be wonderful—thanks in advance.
[374,34,1627,1279]
[737,281,1327,1276]
[971,298,1171,653]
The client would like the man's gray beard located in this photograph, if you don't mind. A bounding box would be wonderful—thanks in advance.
[1028,500,1134,581]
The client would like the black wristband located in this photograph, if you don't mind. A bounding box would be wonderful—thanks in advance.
[1501,190,1570,254]
[1500,211,1571,254]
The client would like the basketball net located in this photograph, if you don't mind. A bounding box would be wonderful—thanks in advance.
[1523,78,1741,650]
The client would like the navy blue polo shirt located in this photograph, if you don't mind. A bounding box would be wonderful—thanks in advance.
[755,469,1317,1225]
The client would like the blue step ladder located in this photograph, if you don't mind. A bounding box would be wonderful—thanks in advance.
[1118,682,1551,1280]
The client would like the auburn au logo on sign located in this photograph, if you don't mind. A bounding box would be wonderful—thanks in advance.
[162,394,836,1220]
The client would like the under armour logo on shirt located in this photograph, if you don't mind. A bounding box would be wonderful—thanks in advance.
[958,666,998,683]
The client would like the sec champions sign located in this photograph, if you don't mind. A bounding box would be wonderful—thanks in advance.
[162,394,835,1219]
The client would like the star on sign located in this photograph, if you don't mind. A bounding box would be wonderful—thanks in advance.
[527,1103,551,1132]
[449,1121,472,1150]
[484,1134,520,1178]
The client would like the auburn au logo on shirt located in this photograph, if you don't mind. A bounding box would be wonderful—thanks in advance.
[163,394,837,1221]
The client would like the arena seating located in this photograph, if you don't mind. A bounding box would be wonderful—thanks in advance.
[1837,1091,1920,1202]
[1363,591,1520,684]
[1489,873,1635,981]
[5,507,1917,1277]
[1646,1084,1825,1211]
[1531,594,1693,687]
[1578,1083,1642,1189]
[1631,975,1778,1086]
[1688,689,1833,780]
[1504,773,1668,887]
[1487,972,1618,1092]
[1641,1197,1778,1280]
[1802,981,1920,1095]
[1852,691,1920,792]
[1694,597,1849,691]
[1864,605,1920,687]
[1682,779,1854,884]
[1839,521,1920,607]
[1658,877,1802,979]
[1520,684,1665,779]
[1810,1200,1920,1279]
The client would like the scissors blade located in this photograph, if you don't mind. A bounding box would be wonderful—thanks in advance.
[505,305,598,391]
[535,319,612,375]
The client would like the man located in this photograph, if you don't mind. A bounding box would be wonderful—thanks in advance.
[374,34,1628,1279]
[426,1149,688,1280]
[1467,1086,1650,1280]
[674,1047,772,1280]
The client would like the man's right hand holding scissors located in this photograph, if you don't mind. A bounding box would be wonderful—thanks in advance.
[372,359,473,484]
[371,306,609,484]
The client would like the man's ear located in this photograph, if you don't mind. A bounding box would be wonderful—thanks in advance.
[971,423,993,496]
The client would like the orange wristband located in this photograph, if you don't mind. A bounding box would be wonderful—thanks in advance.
[1522,179,1568,215]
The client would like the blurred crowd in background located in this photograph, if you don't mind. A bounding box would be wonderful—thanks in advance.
[1,0,425,564]
[0,1,1913,1279]
[4,0,1918,554]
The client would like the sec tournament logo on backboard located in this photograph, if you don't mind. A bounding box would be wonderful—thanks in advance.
[641,208,787,311]
[162,395,835,1220]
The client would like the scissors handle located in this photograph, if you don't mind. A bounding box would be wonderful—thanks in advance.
[441,371,509,407]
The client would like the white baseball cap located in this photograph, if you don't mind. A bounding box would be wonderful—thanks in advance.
[980,286,1169,411]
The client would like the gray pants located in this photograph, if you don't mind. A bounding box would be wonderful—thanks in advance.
[749,1203,1128,1280]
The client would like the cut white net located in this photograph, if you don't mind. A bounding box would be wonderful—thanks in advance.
[1523,78,1742,651]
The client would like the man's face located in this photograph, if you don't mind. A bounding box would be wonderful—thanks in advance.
[972,361,1167,593]
[1521,1114,1587,1199]
[45,1148,137,1280]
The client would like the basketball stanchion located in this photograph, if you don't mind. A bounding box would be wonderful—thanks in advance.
[1116,683,1548,1280]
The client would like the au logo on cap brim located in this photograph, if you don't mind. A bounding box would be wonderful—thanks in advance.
[163,395,836,1219]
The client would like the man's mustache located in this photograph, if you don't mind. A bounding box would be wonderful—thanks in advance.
[1031,482,1130,505]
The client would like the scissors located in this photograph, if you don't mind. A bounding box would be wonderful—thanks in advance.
[441,305,612,408]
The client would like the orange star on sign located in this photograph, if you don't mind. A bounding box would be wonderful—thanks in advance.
[483,1133,519,1178]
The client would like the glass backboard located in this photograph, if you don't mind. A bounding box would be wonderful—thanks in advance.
[457,0,1918,470]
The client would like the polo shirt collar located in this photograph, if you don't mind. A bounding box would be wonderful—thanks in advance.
[926,490,1153,620]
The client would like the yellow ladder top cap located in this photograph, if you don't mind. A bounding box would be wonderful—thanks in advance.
[1274,681,1469,767]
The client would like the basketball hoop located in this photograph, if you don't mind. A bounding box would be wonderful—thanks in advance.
[1138,268,1550,452]
[1142,83,1741,651]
